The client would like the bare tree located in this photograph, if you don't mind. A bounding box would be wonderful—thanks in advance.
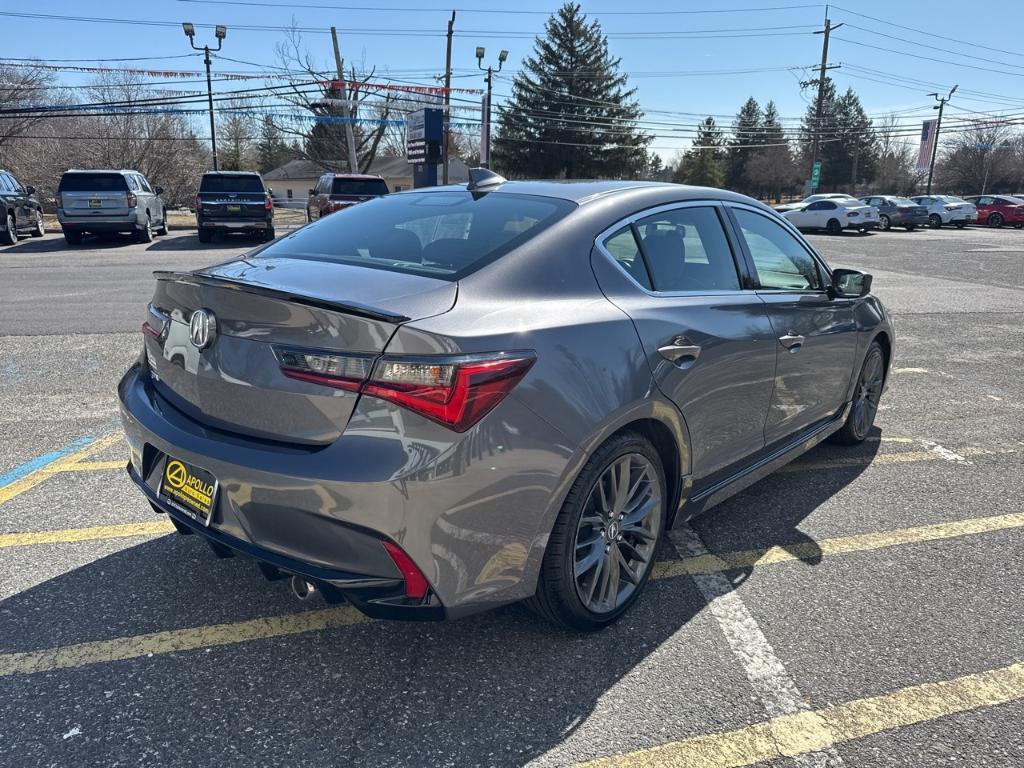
[273,25,399,173]
[937,120,1016,194]
[0,64,58,155]
[875,114,923,194]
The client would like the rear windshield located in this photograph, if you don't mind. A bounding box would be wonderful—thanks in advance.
[331,178,389,196]
[260,191,575,280]
[200,175,264,193]
[837,199,865,208]
[58,173,127,192]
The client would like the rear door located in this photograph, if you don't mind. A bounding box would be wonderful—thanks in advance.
[727,205,859,445]
[593,202,778,487]
[59,172,131,216]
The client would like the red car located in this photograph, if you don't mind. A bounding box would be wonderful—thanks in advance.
[963,195,1024,228]
[306,173,389,222]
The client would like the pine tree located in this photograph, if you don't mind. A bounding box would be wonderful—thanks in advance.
[746,102,797,202]
[680,117,725,187]
[256,116,291,174]
[798,81,877,191]
[492,2,650,178]
[725,97,762,193]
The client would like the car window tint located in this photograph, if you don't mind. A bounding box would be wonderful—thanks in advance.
[631,207,739,293]
[200,175,264,193]
[331,178,389,196]
[603,226,651,289]
[0,174,11,192]
[260,191,575,280]
[137,175,153,193]
[733,208,822,291]
[58,173,129,192]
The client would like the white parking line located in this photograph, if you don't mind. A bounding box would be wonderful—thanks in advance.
[916,439,972,464]
[669,526,846,767]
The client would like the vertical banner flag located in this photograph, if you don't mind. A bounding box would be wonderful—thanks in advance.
[917,119,937,173]
[480,93,490,168]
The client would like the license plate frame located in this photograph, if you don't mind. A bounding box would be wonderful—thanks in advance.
[158,456,218,526]
[89,199,102,208]
[227,204,241,213]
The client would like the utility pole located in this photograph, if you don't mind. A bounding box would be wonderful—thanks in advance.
[183,23,227,171]
[805,13,842,191]
[331,26,360,174]
[442,12,455,184]
[926,85,957,195]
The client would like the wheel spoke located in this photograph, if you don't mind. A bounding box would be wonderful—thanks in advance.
[614,546,640,585]
[585,555,604,604]
[618,536,649,564]
[575,544,604,577]
[602,548,621,608]
[622,521,657,543]
[612,457,631,515]
[622,495,657,527]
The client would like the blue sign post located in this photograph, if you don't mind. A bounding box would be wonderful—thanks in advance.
[408,108,444,188]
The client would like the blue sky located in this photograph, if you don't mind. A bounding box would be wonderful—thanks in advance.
[7,1,1024,161]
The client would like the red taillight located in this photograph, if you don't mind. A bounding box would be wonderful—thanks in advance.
[265,193,273,211]
[126,192,137,208]
[141,320,162,338]
[195,194,202,211]
[382,540,430,600]
[274,348,536,432]
[364,354,536,432]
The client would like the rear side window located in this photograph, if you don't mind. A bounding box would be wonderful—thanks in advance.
[331,178,389,196]
[58,173,128,192]
[259,191,575,280]
[630,207,740,292]
[733,209,822,291]
[604,226,652,289]
[200,175,264,193]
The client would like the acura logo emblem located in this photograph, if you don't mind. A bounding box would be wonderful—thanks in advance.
[189,308,216,350]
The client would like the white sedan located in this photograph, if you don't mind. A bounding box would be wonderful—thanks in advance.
[780,198,879,234]
[909,195,978,229]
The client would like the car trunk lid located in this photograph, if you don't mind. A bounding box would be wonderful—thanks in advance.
[145,258,457,444]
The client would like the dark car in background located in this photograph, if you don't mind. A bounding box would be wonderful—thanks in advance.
[962,195,1024,228]
[307,173,389,222]
[195,171,274,243]
[119,172,893,630]
[0,169,45,245]
[858,195,929,231]
[56,170,167,245]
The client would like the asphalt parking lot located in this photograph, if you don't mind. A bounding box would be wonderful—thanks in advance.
[1,225,1022,767]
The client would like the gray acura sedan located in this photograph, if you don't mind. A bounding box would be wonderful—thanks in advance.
[119,170,893,630]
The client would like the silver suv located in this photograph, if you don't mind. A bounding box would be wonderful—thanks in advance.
[57,169,167,245]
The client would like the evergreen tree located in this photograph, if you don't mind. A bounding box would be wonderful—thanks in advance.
[218,113,254,171]
[798,81,877,191]
[725,97,762,193]
[681,117,725,187]
[256,116,292,174]
[492,2,650,178]
[744,100,797,202]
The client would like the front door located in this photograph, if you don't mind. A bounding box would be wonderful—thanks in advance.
[593,202,778,488]
[728,206,859,446]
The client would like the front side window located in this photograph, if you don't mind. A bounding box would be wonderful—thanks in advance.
[629,206,740,292]
[733,208,823,291]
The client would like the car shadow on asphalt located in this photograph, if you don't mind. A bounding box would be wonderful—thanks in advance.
[143,234,270,252]
[0,429,882,766]
[0,234,142,253]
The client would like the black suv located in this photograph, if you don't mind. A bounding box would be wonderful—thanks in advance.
[0,170,45,245]
[195,171,274,243]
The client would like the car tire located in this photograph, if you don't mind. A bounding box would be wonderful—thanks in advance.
[0,213,16,245]
[832,341,886,446]
[955,222,966,229]
[826,218,842,235]
[988,213,1004,228]
[929,214,942,229]
[879,214,890,231]
[1015,224,1023,230]
[136,216,153,243]
[63,229,82,246]
[527,431,666,631]
[30,209,45,237]
[305,208,312,223]
[905,224,916,231]
[155,217,168,236]
[197,227,213,243]
[263,226,276,242]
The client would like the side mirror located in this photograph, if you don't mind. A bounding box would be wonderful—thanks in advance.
[308,188,315,196]
[25,185,35,195]
[155,186,164,195]
[831,268,872,298]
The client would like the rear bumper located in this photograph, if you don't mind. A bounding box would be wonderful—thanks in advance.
[197,218,272,230]
[59,213,142,232]
[117,360,568,619]
[127,463,444,620]
[846,220,877,230]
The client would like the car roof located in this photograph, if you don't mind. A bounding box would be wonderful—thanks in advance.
[326,173,385,180]
[62,169,141,175]
[412,179,760,206]
[202,170,261,176]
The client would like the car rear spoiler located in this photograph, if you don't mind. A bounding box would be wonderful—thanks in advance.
[153,271,411,324]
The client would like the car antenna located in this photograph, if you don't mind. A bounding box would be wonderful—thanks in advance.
[467,167,506,196]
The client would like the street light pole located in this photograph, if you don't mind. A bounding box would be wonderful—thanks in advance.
[183,23,227,171]
[476,47,507,170]
[926,85,957,195]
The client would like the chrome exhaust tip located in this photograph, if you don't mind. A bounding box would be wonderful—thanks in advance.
[290,575,316,601]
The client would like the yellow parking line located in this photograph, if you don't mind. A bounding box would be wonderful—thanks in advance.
[653,512,1024,578]
[0,433,123,505]
[0,606,368,677]
[0,520,173,549]
[58,460,126,472]
[578,661,1024,768]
